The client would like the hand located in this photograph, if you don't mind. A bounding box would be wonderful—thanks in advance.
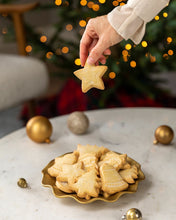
[80,15,123,66]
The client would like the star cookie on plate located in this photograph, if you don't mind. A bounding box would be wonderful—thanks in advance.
[73,62,108,93]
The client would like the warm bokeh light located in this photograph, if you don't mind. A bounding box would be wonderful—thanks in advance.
[46,52,53,59]
[75,58,81,66]
[141,41,148,47]
[168,49,174,56]
[120,2,125,6]
[112,1,119,6]
[130,60,136,68]
[163,12,168,18]
[123,56,128,62]
[125,44,132,50]
[25,45,32,53]
[79,20,86,27]
[92,4,100,11]
[63,1,69,6]
[55,0,62,6]
[87,1,94,8]
[167,37,172,43]
[40,35,47,43]
[62,46,69,54]
[122,50,128,56]
[109,72,116,79]
[163,53,169,59]
[66,24,73,31]
[150,55,156,63]
[80,0,87,6]
[99,0,106,3]
[155,15,160,20]
[2,27,7,34]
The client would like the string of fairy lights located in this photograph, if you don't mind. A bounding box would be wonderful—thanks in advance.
[0,0,174,80]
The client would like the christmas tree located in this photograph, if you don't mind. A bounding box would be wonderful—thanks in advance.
[1,0,176,116]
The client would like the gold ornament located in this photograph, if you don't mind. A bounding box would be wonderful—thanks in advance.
[17,178,28,188]
[26,116,53,143]
[126,208,142,220]
[154,125,174,145]
[67,111,89,135]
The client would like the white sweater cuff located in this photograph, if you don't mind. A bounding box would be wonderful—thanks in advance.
[107,0,169,44]
[108,5,146,44]
[127,0,169,22]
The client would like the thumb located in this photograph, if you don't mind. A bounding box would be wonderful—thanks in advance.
[87,39,108,65]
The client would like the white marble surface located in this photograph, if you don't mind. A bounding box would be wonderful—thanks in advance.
[0,108,176,220]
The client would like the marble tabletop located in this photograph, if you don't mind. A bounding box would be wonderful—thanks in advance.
[0,107,176,220]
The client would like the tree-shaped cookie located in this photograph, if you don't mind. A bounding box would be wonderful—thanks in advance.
[71,169,101,200]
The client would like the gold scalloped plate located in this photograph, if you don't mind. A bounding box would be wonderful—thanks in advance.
[42,152,145,204]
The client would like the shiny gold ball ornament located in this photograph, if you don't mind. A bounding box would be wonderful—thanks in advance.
[154,125,174,145]
[26,116,53,143]
[17,178,28,188]
[126,208,142,220]
[67,111,89,135]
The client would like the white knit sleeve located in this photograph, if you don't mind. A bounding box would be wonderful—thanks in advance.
[107,0,170,44]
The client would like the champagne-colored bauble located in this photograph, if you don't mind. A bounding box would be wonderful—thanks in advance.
[154,125,174,145]
[67,111,89,135]
[17,178,28,188]
[126,208,142,220]
[26,116,52,143]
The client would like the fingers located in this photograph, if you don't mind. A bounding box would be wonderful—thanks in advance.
[89,38,98,53]
[79,15,113,66]
[103,48,111,56]
[89,42,111,65]
[80,31,93,67]
[87,39,109,65]
[99,56,106,65]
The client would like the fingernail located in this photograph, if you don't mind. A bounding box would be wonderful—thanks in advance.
[101,60,106,65]
[104,51,111,55]
[87,57,94,65]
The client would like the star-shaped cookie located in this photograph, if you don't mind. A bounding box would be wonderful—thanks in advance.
[73,63,108,93]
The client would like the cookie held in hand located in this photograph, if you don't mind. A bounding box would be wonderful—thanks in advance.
[73,62,108,93]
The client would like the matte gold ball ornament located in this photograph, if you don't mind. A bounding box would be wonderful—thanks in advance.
[123,208,142,220]
[67,111,89,135]
[26,116,53,143]
[154,125,174,145]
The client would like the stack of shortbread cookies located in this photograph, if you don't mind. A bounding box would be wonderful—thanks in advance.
[48,144,139,200]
